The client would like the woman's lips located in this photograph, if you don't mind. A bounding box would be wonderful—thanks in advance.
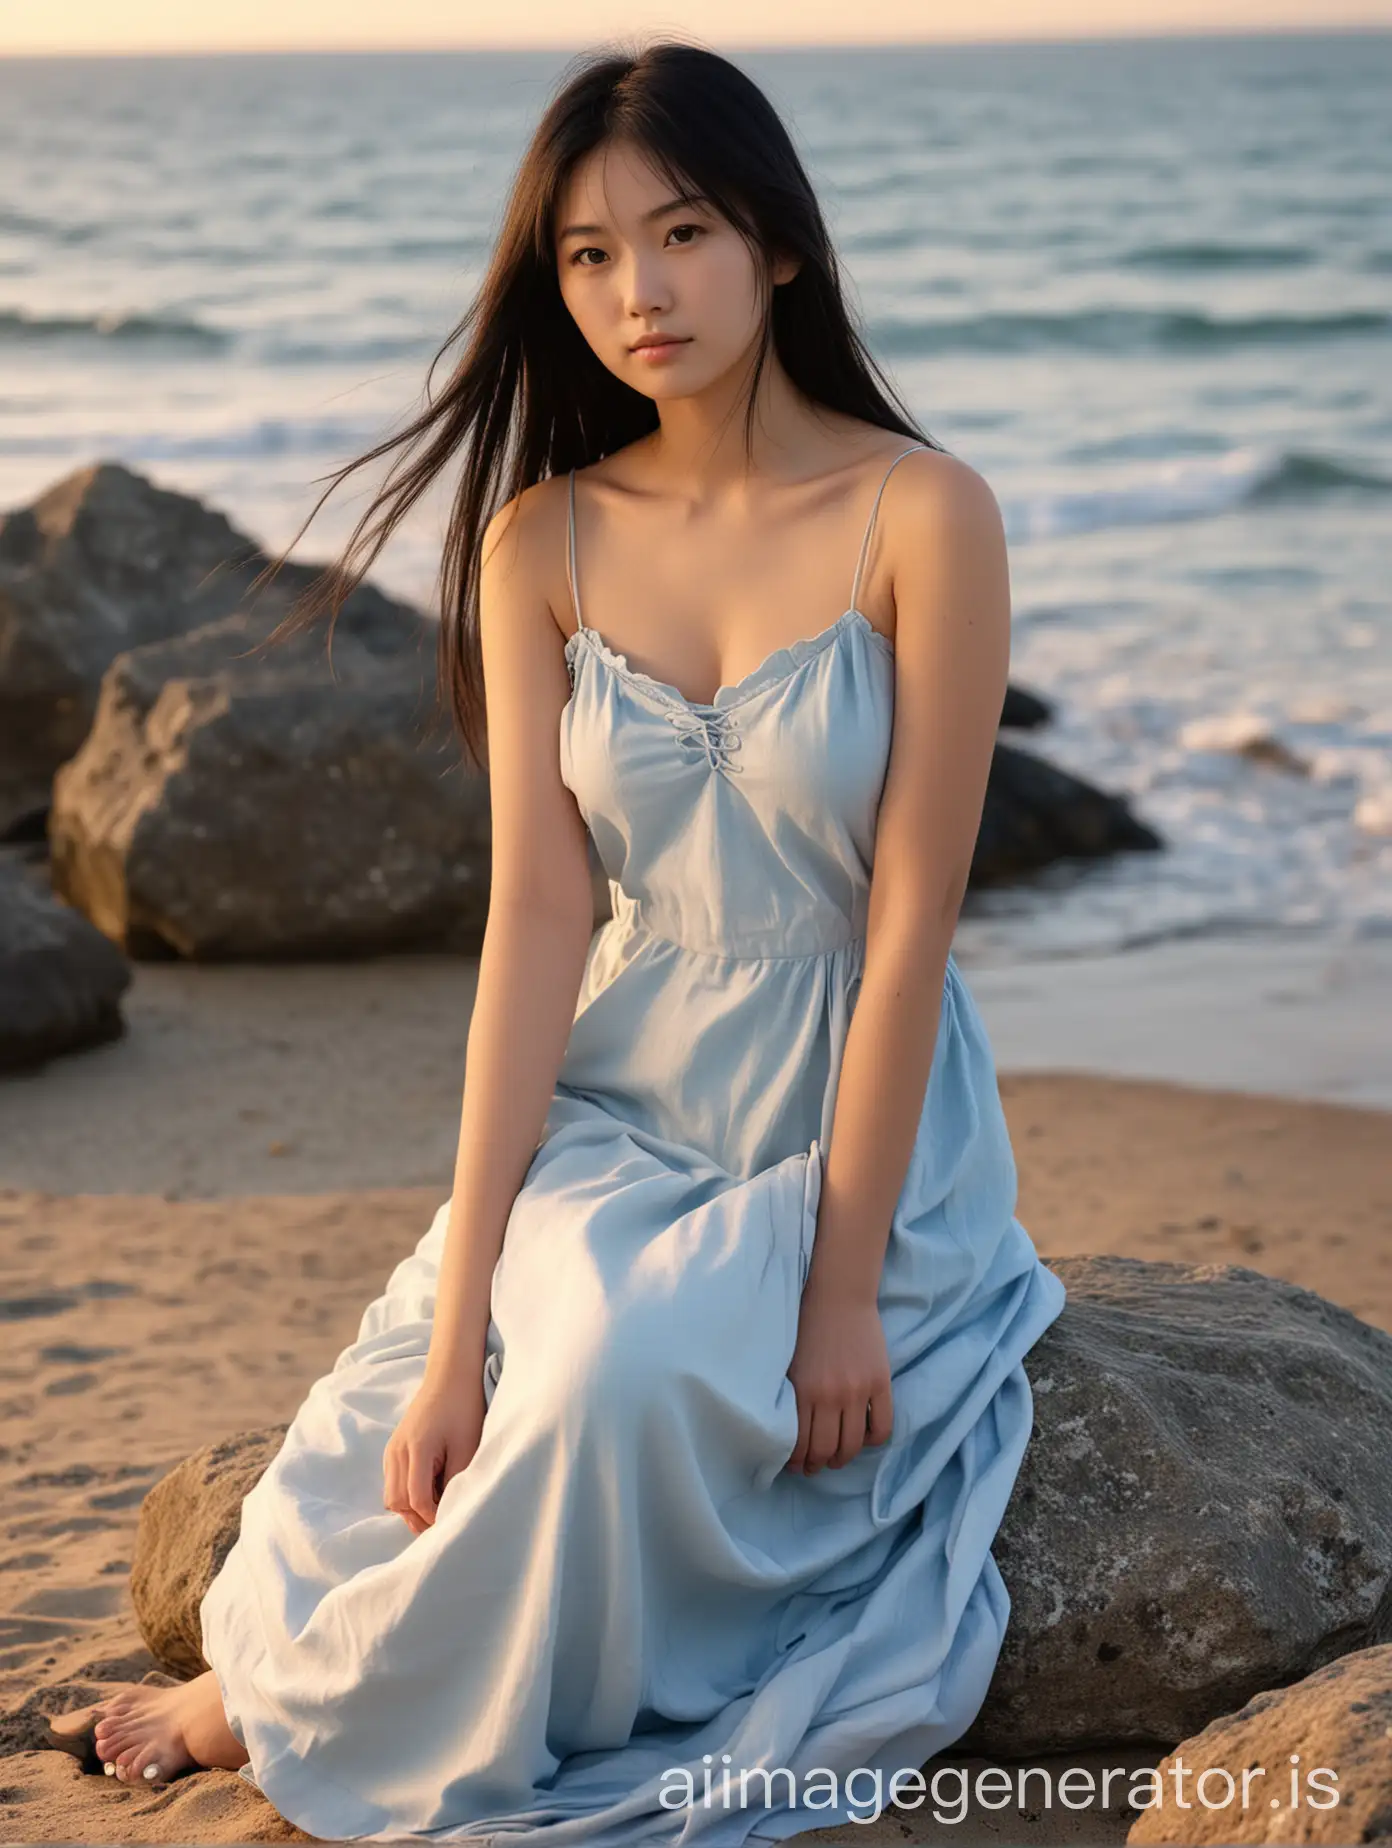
[631,338,690,362]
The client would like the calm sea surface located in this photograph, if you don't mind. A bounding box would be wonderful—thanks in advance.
[1,34,1388,964]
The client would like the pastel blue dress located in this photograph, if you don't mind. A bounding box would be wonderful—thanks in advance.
[198,442,1067,1845]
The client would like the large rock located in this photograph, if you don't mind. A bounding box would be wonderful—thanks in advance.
[128,1256,1392,1761]
[1001,684,1052,731]
[0,856,131,1071]
[128,1424,290,1680]
[48,598,492,959]
[962,1255,1392,1757]
[971,741,1162,887]
[0,462,273,837]
[1126,1642,1392,1843]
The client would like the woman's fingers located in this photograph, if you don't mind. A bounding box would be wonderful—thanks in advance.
[786,1392,814,1473]
[867,1386,895,1447]
[381,1381,489,1535]
[827,1382,892,1467]
[803,1402,843,1474]
[829,1400,867,1470]
[406,1445,442,1528]
[384,1438,429,1535]
[382,1439,402,1516]
[786,1390,849,1473]
[790,1380,894,1474]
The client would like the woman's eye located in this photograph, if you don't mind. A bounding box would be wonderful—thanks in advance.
[565,223,698,267]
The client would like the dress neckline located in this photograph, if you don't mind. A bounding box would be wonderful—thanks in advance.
[564,605,894,716]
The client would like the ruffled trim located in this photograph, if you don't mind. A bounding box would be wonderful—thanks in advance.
[564,606,893,716]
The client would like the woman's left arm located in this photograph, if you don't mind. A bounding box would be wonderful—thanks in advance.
[785,452,1012,1476]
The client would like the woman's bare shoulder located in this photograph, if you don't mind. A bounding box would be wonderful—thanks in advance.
[483,472,567,548]
[877,440,1001,534]
[891,439,998,506]
[480,474,577,644]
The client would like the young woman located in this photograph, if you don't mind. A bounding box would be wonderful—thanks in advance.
[44,40,1066,1845]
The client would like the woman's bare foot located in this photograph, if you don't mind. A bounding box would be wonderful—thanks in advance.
[48,1673,249,1786]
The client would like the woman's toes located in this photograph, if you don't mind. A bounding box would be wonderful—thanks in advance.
[113,1744,142,1781]
[127,1742,166,1786]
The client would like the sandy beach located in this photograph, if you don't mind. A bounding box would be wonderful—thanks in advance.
[1,935,1389,1844]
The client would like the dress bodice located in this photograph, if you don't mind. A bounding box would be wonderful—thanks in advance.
[559,444,927,962]
[561,605,895,959]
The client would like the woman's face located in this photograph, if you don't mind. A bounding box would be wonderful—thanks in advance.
[554,138,797,403]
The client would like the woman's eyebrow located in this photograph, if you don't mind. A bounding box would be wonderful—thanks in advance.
[556,192,710,240]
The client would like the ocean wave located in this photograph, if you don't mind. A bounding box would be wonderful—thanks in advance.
[0,209,54,237]
[1249,450,1392,500]
[1004,445,1390,540]
[872,305,1390,357]
[259,332,439,365]
[0,416,387,462]
[1119,239,1316,271]
[0,209,104,246]
[0,307,230,352]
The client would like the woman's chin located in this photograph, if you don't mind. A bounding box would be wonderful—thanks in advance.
[625,355,745,404]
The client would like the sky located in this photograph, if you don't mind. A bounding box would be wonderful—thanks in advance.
[1,0,1389,55]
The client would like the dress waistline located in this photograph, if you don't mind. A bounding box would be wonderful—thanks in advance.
[604,882,868,965]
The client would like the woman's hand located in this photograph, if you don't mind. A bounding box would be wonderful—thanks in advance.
[785,1280,894,1474]
[383,1370,488,1536]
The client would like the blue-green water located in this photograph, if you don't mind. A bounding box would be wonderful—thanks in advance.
[1,33,1388,961]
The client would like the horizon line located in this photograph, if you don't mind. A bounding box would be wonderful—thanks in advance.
[2,21,1389,60]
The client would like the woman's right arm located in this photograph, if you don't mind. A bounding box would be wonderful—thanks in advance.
[428,479,596,1383]
[385,481,595,1531]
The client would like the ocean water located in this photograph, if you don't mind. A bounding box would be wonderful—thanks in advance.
[1,34,1388,966]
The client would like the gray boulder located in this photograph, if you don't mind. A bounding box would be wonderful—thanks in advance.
[0,856,131,1071]
[963,1254,1392,1757]
[972,741,1162,887]
[48,599,492,959]
[126,1256,1392,1761]
[1000,684,1053,731]
[0,462,272,837]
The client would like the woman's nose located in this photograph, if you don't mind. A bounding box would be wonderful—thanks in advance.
[621,255,675,317]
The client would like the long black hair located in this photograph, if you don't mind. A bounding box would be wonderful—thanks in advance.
[255,37,945,769]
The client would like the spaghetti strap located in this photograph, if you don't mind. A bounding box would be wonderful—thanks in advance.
[566,467,587,638]
[849,442,929,614]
